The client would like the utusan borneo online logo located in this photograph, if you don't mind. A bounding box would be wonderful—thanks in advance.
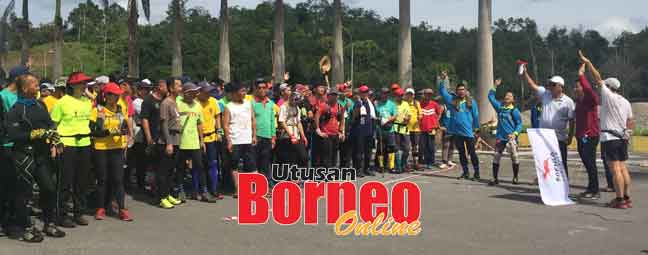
[237,164,422,237]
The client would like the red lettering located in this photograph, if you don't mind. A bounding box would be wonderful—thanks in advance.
[326,182,356,224]
[359,182,389,222]
[237,173,269,224]
[272,182,302,225]
[304,182,326,225]
[391,182,421,223]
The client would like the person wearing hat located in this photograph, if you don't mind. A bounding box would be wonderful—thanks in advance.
[313,89,345,168]
[197,82,223,200]
[42,77,67,113]
[418,88,443,169]
[90,83,133,221]
[580,51,635,209]
[157,78,184,208]
[277,88,308,169]
[276,83,291,107]
[50,71,95,227]
[223,81,257,198]
[438,71,481,180]
[5,73,67,242]
[177,83,215,203]
[374,87,398,173]
[337,83,354,169]
[522,63,575,178]
[392,88,411,173]
[0,65,31,236]
[40,81,54,98]
[404,87,422,170]
[350,85,376,177]
[127,80,154,191]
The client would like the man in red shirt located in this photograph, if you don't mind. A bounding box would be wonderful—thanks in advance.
[574,63,602,199]
[314,89,345,168]
[418,89,443,169]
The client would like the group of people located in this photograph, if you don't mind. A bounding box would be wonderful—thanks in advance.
[0,50,635,243]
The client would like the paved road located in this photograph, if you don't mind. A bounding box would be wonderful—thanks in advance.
[1,159,647,255]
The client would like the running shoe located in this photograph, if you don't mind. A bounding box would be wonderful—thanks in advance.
[625,197,633,208]
[160,198,175,209]
[73,215,88,226]
[119,209,134,222]
[167,195,182,205]
[58,216,76,228]
[10,227,43,243]
[43,223,66,238]
[201,193,218,203]
[488,179,499,186]
[608,198,629,209]
[95,208,106,220]
[457,173,470,180]
[512,177,519,185]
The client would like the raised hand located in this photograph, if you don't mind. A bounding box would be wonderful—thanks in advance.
[494,78,503,87]
[578,50,590,63]
[578,63,586,76]
[284,72,290,81]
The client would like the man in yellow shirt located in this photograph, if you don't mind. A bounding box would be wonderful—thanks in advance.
[393,88,411,173]
[197,82,224,199]
[404,88,422,170]
[42,77,67,113]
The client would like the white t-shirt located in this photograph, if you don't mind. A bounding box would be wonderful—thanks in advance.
[536,86,575,141]
[132,98,144,143]
[226,100,253,145]
[599,82,633,142]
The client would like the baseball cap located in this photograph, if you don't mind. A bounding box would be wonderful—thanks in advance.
[279,83,290,91]
[390,83,401,90]
[405,88,415,94]
[102,82,123,95]
[67,72,93,86]
[41,82,55,92]
[182,82,200,93]
[327,88,340,95]
[548,76,565,86]
[604,78,621,90]
[54,77,67,88]
[141,78,153,87]
[198,81,215,92]
[394,88,405,96]
[95,75,110,85]
[358,85,370,93]
[8,65,30,83]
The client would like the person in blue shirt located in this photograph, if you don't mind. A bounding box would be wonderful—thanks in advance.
[438,71,481,180]
[487,79,523,186]
[374,88,398,173]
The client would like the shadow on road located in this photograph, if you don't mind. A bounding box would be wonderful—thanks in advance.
[490,193,542,204]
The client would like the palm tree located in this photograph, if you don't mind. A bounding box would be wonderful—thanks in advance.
[170,0,185,77]
[272,0,285,85]
[398,0,412,88]
[218,0,230,83]
[19,0,29,65]
[331,0,344,86]
[476,0,495,124]
[0,0,15,70]
[127,0,150,78]
[52,0,63,78]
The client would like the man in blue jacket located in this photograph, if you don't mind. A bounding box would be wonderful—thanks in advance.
[438,71,481,180]
[487,78,523,186]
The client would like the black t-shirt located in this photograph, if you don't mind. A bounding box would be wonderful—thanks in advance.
[139,94,163,142]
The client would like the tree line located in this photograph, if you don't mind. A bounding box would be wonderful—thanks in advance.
[1,0,647,108]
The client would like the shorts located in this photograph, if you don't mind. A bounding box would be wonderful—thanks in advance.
[230,144,256,173]
[601,139,628,162]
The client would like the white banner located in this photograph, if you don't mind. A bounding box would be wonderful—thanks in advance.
[527,128,574,206]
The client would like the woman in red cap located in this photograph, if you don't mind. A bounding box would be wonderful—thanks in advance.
[90,83,133,221]
[50,71,94,227]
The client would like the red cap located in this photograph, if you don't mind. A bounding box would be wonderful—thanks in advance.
[358,85,370,93]
[336,83,348,91]
[390,83,401,90]
[67,72,93,86]
[394,88,404,96]
[516,59,528,65]
[102,82,124,95]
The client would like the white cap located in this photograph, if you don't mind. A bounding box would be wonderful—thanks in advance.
[141,78,152,85]
[95,75,109,84]
[548,76,565,86]
[279,83,290,91]
[405,88,416,94]
[604,78,621,90]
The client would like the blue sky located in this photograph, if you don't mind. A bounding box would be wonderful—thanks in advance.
[13,0,648,40]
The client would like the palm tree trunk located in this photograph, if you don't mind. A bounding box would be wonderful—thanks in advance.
[272,0,285,85]
[398,0,412,88]
[127,0,139,78]
[171,0,183,77]
[52,0,63,79]
[19,0,29,65]
[476,0,495,125]
[331,0,344,86]
[218,0,230,83]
